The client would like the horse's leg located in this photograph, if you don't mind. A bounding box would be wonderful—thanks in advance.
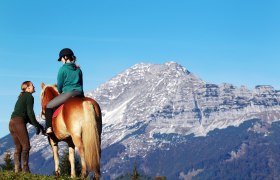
[67,140,76,178]
[72,135,87,178]
[95,171,100,180]
[49,137,60,177]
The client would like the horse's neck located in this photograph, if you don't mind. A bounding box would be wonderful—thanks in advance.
[45,88,59,104]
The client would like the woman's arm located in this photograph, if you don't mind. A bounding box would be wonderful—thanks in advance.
[26,93,40,127]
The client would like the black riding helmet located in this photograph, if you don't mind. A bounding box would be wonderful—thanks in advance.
[58,48,76,61]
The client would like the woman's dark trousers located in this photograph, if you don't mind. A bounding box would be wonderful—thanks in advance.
[9,117,30,173]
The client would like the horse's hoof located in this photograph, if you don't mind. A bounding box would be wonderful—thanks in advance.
[55,171,60,177]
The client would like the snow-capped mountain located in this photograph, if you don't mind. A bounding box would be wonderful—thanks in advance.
[1,61,280,179]
[88,61,280,150]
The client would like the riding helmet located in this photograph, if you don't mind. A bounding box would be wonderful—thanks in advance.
[58,48,74,61]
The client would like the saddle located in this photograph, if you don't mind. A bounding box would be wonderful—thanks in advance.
[53,104,64,118]
[52,95,85,118]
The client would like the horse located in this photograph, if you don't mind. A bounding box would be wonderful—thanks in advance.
[40,83,102,179]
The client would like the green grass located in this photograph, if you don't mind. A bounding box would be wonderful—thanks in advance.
[0,171,84,180]
[0,170,167,180]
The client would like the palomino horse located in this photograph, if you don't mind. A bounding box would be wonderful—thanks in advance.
[40,83,102,179]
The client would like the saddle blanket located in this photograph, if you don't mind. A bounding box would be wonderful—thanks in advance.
[53,104,64,118]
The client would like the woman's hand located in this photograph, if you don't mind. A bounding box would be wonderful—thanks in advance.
[36,124,45,135]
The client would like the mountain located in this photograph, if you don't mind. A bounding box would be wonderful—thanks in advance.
[1,61,280,179]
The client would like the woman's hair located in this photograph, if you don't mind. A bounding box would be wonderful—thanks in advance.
[19,81,32,97]
[64,55,76,62]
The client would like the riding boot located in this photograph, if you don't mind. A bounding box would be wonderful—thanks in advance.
[22,150,30,173]
[45,108,54,134]
[14,152,21,173]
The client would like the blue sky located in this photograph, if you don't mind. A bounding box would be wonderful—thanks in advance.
[0,0,280,138]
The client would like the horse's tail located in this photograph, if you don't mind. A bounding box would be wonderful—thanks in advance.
[82,101,100,175]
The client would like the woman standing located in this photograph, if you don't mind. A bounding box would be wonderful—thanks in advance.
[45,48,84,134]
[9,81,44,173]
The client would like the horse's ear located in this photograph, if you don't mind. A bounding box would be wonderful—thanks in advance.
[54,84,57,87]
[41,83,45,89]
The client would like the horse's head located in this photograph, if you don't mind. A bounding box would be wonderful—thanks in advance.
[40,83,59,119]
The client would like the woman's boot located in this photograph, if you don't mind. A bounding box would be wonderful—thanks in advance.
[21,150,30,173]
[14,152,21,173]
[45,108,54,134]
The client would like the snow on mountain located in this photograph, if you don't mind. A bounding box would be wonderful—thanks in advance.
[86,62,280,157]
[1,61,280,178]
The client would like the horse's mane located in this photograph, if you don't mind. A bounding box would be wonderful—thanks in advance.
[42,85,59,97]
[41,84,59,109]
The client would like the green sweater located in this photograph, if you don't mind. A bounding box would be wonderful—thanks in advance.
[11,92,40,127]
[57,62,83,93]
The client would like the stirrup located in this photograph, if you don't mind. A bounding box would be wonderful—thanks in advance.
[46,127,53,134]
